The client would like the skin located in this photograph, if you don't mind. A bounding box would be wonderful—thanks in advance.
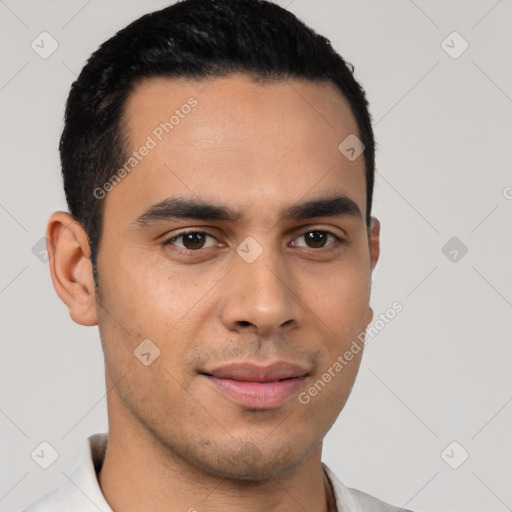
[47,73,380,512]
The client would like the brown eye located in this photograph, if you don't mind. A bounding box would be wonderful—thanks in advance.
[181,232,207,250]
[165,231,217,251]
[292,230,343,249]
[304,231,328,248]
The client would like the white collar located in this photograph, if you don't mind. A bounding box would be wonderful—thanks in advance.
[25,433,410,512]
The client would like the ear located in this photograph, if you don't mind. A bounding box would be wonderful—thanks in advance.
[368,216,380,272]
[365,216,381,325]
[46,211,98,326]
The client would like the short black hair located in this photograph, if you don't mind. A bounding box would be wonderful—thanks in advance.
[60,0,375,283]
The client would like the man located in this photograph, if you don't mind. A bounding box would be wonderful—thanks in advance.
[25,0,413,511]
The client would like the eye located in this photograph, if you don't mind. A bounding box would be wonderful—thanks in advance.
[291,230,344,250]
[164,231,218,251]
[162,228,344,256]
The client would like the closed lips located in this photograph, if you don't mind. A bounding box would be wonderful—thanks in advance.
[202,361,309,381]
[201,361,309,409]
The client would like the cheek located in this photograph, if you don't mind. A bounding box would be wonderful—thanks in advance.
[298,257,371,386]
[297,349,363,437]
[98,247,196,334]
[96,251,217,383]
[302,261,371,329]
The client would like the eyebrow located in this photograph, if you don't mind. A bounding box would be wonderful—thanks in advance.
[133,194,362,226]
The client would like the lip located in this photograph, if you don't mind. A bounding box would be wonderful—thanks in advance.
[202,361,309,409]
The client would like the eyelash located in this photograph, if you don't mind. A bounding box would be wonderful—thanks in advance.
[162,229,345,256]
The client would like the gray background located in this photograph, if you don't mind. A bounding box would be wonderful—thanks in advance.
[1,1,511,511]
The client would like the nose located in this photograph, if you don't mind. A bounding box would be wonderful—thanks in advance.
[219,247,301,338]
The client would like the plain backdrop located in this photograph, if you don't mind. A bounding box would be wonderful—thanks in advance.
[1,1,511,511]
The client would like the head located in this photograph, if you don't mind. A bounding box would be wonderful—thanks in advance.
[48,0,380,482]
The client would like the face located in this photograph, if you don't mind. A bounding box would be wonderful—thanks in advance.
[94,74,379,480]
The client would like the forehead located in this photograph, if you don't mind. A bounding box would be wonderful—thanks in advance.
[124,73,360,147]
[106,73,366,225]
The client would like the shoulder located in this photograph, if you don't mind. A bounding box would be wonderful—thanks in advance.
[348,487,415,512]
[23,487,67,512]
[322,463,415,512]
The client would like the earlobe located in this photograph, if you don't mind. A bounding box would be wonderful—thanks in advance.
[46,212,98,326]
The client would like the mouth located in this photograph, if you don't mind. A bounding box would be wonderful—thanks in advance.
[201,361,309,409]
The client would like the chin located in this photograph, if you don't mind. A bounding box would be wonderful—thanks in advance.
[186,437,307,482]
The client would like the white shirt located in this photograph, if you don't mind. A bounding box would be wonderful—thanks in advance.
[24,433,413,512]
